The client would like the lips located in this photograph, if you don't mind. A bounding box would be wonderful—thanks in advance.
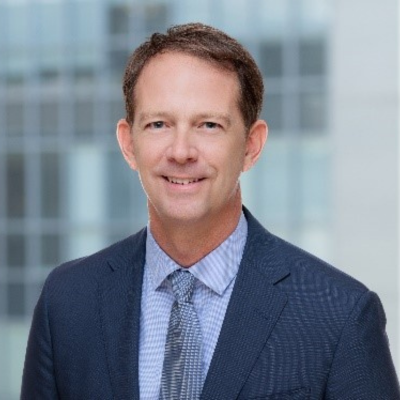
[163,176,204,185]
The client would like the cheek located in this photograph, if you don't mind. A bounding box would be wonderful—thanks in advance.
[227,142,247,166]
[218,152,247,181]
[131,140,158,169]
[129,152,149,176]
[205,137,245,158]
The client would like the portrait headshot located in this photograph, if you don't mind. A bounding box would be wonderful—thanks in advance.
[1,1,399,399]
[20,21,399,400]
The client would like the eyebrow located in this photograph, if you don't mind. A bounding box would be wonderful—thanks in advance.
[137,112,171,125]
[195,113,232,128]
[137,111,233,127]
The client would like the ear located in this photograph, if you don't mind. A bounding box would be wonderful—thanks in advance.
[242,119,268,172]
[116,119,137,171]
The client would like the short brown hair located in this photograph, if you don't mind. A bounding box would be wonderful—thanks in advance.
[122,23,264,130]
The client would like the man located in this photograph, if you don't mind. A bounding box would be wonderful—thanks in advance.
[21,23,399,399]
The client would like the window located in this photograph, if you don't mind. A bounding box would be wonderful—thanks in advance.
[299,38,325,76]
[6,234,26,268]
[38,68,60,83]
[40,101,58,137]
[109,4,130,35]
[40,152,60,218]
[6,153,25,218]
[108,49,130,78]
[73,67,95,83]
[7,282,25,317]
[41,233,61,266]
[262,92,283,131]
[144,4,168,33]
[259,41,283,78]
[6,102,24,136]
[74,100,94,139]
[299,90,326,132]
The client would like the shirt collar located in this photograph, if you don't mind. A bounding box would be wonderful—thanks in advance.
[145,213,248,296]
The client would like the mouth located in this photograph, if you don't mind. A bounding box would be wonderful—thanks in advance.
[163,176,205,185]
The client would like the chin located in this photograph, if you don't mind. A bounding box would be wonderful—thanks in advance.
[168,209,209,223]
[155,204,212,224]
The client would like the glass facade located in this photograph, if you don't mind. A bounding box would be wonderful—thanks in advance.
[1,0,332,397]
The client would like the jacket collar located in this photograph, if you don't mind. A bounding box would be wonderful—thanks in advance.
[99,228,147,400]
[201,207,290,399]
[98,207,289,400]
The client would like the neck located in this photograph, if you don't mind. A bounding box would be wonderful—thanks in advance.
[149,193,243,267]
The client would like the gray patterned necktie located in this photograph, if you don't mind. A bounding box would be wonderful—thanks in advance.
[160,269,203,400]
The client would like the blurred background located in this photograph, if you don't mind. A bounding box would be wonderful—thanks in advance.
[0,0,398,398]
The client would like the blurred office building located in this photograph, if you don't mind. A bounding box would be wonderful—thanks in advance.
[0,0,398,398]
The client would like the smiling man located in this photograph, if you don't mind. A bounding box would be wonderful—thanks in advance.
[22,23,399,400]
[117,50,265,269]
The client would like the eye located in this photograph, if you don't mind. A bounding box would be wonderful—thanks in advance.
[203,122,220,129]
[147,121,165,129]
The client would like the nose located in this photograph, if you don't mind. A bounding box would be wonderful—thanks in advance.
[165,128,198,164]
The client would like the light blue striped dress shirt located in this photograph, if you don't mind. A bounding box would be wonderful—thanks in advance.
[139,213,248,400]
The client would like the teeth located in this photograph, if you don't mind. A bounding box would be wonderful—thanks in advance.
[167,177,200,185]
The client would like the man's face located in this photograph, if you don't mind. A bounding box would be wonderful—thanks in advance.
[117,52,266,226]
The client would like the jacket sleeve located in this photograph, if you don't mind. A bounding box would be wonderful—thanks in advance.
[20,278,59,399]
[325,290,400,399]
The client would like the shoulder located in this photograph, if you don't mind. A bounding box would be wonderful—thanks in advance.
[269,232,367,294]
[244,209,384,348]
[243,209,399,397]
[244,208,369,311]
[44,227,147,294]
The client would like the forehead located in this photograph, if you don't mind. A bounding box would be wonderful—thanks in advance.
[138,51,238,87]
[134,52,241,116]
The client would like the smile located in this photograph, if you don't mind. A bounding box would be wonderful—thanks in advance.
[163,176,204,185]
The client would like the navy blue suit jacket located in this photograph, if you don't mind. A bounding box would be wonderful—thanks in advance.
[21,209,400,399]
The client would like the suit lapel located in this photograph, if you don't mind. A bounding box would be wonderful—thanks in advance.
[98,228,147,400]
[201,210,289,400]
[96,210,288,399]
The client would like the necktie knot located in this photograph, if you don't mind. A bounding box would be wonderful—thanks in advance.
[169,269,195,304]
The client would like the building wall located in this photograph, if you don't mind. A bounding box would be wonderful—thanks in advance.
[330,0,399,370]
